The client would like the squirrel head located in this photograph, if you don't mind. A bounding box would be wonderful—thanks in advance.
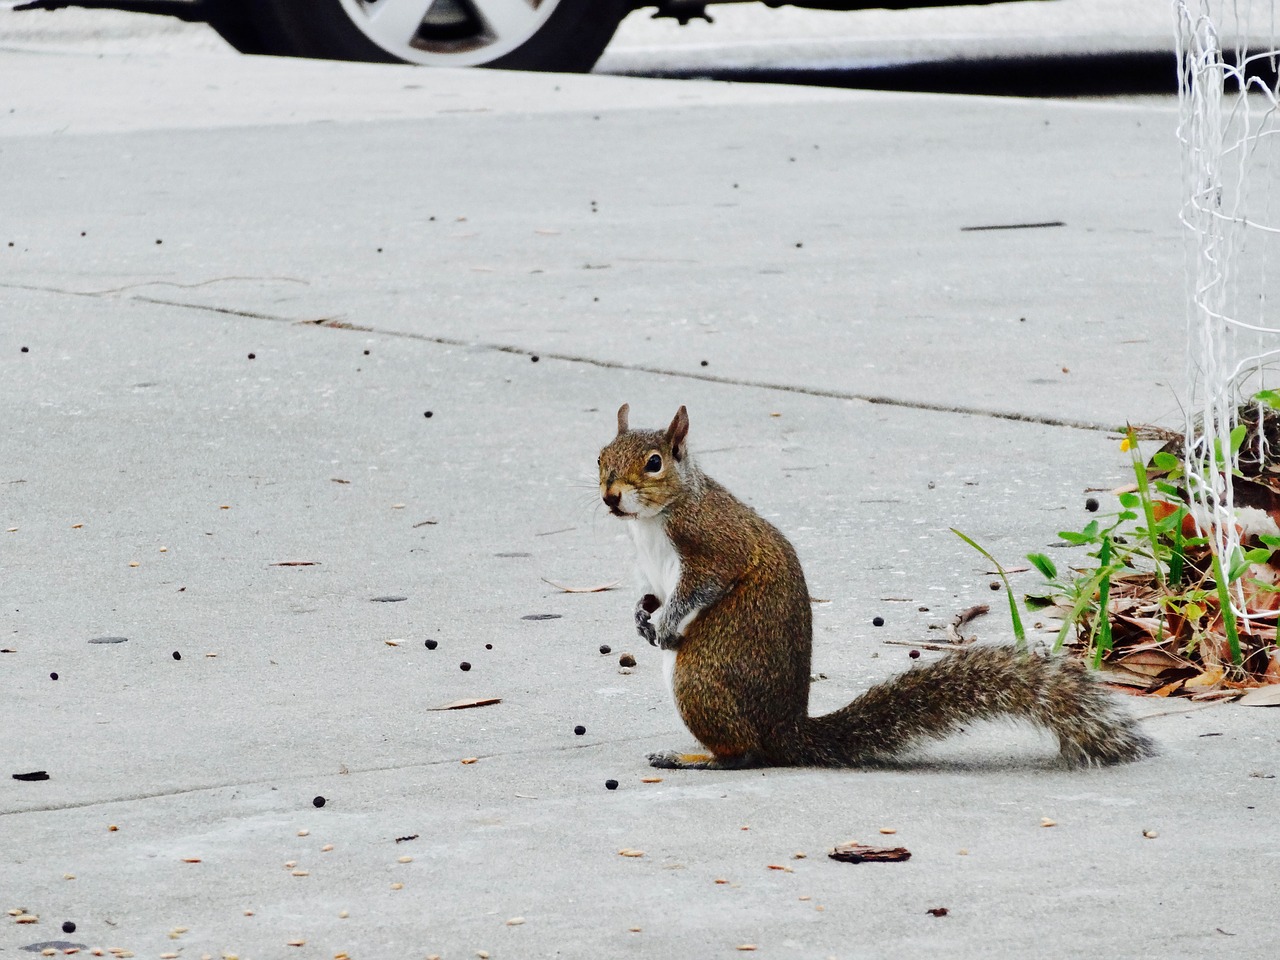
[598,404,695,519]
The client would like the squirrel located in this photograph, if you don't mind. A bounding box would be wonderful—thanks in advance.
[597,403,1154,770]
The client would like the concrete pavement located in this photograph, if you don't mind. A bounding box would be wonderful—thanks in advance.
[3,40,1278,960]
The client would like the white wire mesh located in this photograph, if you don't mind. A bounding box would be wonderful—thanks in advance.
[1175,1,1280,640]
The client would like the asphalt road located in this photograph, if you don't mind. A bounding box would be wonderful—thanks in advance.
[0,0,1264,96]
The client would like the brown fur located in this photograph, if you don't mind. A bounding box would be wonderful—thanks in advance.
[600,405,1154,770]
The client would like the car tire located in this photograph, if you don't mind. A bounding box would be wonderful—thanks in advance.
[243,0,632,72]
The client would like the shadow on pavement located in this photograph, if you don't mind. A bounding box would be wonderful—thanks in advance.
[613,50,1279,99]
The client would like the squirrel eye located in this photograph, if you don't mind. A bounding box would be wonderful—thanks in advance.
[645,453,662,473]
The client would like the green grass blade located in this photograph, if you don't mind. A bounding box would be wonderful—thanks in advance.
[952,528,1026,648]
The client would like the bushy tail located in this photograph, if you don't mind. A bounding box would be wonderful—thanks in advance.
[788,646,1154,768]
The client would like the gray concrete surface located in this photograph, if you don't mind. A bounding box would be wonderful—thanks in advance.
[3,37,1279,960]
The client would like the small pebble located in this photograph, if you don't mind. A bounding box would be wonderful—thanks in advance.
[599,644,612,655]
[872,616,884,627]
[619,653,636,668]
[574,725,586,736]
[1085,497,1099,512]
[63,920,77,933]
[605,779,619,790]
[425,639,438,650]
[460,661,471,671]
[313,796,326,808]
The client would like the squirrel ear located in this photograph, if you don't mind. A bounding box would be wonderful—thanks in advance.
[666,405,690,460]
[616,403,630,436]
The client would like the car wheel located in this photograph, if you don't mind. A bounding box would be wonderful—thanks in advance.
[246,0,632,72]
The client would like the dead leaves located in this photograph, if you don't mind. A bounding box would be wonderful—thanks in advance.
[828,843,911,864]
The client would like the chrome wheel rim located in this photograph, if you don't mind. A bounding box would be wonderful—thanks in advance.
[335,0,563,66]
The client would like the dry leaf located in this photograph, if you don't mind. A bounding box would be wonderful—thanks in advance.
[429,698,502,711]
[1238,684,1280,706]
[828,843,911,863]
[540,577,621,594]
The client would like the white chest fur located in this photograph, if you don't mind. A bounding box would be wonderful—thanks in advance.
[628,516,682,603]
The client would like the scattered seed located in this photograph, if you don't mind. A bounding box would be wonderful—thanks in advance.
[286,940,305,947]
[6,908,22,916]
[1143,829,1158,839]
[425,639,438,649]
[700,360,709,367]
[339,909,349,919]
[12,771,49,781]
[879,827,897,835]
[424,411,433,418]
[390,882,404,890]
[247,353,256,360]
[793,852,807,859]
[128,561,139,568]
[737,946,757,952]
[484,643,493,650]
[313,796,326,808]
[15,913,38,923]
[599,644,611,655]
[605,779,619,790]
[628,926,641,933]
[714,878,729,885]
[573,725,586,736]
[322,844,334,852]
[244,910,254,916]
[927,907,950,917]
[108,824,118,831]
[989,581,1000,591]
[1040,818,1057,828]
[619,653,636,667]
[460,661,471,671]
[181,857,202,863]
[909,649,921,659]
[506,917,525,926]
[64,873,75,880]
[291,870,309,877]
[297,829,309,837]
[872,616,884,627]
[50,672,58,680]
[767,864,793,872]
[397,856,413,864]
[618,849,644,858]
[461,757,479,765]
[1085,497,1100,512]
[641,777,662,783]
[172,651,181,660]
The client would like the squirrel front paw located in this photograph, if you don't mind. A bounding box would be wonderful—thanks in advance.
[635,597,658,646]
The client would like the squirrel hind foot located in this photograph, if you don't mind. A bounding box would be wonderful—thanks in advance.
[647,750,760,770]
